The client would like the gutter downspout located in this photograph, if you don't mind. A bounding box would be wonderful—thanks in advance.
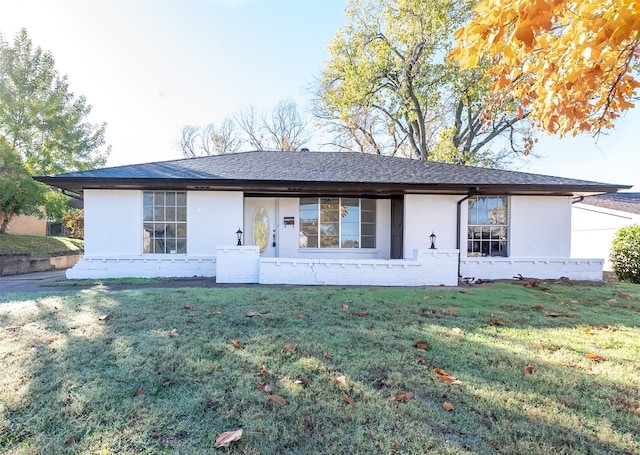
[456,188,479,278]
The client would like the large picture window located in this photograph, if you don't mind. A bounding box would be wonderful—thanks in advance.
[467,196,508,257]
[143,191,187,254]
[299,198,376,249]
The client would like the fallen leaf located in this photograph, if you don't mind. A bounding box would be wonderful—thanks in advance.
[294,313,304,318]
[441,307,457,313]
[283,342,297,351]
[618,292,638,301]
[133,388,145,397]
[258,383,273,393]
[335,375,347,385]
[635,407,640,416]
[437,295,445,300]
[434,368,462,384]
[184,303,194,310]
[316,287,323,291]
[98,314,111,321]
[451,327,464,335]
[231,340,243,349]
[294,379,309,387]
[210,310,221,315]
[442,401,455,411]
[267,394,287,405]
[423,296,431,300]
[4,325,19,331]
[395,392,415,402]
[414,340,428,350]
[33,342,45,348]
[214,429,243,448]
[606,298,618,304]
[246,311,260,317]
[542,310,573,318]
[259,365,267,375]
[63,436,75,448]
[49,338,56,344]
[523,364,534,374]
[343,392,355,404]
[342,303,349,310]
[488,319,505,326]
[323,352,332,359]
[585,352,606,362]
[169,329,178,338]
[353,311,368,316]
[416,357,428,365]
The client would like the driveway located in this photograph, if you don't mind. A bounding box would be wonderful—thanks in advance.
[0,270,222,293]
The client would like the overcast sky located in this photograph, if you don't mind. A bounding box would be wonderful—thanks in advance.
[2,0,638,191]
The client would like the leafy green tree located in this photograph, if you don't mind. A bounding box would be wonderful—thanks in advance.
[610,225,640,284]
[316,0,534,166]
[0,28,109,175]
[0,138,44,233]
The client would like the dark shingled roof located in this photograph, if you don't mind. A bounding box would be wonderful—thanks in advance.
[35,150,630,197]
[579,193,640,215]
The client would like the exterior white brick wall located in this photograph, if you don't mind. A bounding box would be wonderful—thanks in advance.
[259,249,459,286]
[66,256,216,279]
[460,258,603,281]
[215,246,260,283]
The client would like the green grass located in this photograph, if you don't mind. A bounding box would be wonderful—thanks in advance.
[1,282,639,454]
[0,234,83,255]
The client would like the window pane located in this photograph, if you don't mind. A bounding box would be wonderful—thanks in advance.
[177,192,187,206]
[144,191,187,254]
[361,235,375,248]
[361,210,375,223]
[361,199,375,211]
[341,236,359,248]
[341,222,358,237]
[154,192,165,206]
[467,196,508,257]
[321,236,339,248]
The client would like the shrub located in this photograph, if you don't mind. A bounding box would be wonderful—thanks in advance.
[610,224,640,283]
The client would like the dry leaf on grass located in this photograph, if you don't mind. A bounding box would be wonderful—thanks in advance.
[214,429,243,448]
[63,436,75,448]
[168,329,178,338]
[267,394,287,405]
[294,313,304,318]
[635,407,640,416]
[283,342,297,351]
[183,303,194,310]
[488,319,505,326]
[210,310,221,315]
[258,383,273,393]
[542,310,573,318]
[335,375,347,385]
[451,327,464,335]
[259,365,267,375]
[98,314,111,321]
[395,392,414,402]
[353,311,368,317]
[293,379,309,387]
[441,307,457,313]
[343,392,355,404]
[414,340,428,350]
[231,340,244,349]
[416,357,428,365]
[618,292,638,301]
[246,311,261,317]
[442,401,455,411]
[323,352,332,359]
[342,303,349,310]
[434,368,462,384]
[585,353,606,362]
[5,325,19,331]
[133,388,145,397]
[523,364,534,375]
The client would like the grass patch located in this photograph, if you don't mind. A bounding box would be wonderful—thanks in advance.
[0,234,83,255]
[1,282,639,454]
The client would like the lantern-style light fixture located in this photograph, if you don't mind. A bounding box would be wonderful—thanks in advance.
[236,228,243,246]
[429,232,437,249]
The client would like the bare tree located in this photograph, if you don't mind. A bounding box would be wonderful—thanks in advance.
[179,125,200,158]
[236,101,311,151]
[235,105,266,151]
[201,119,242,155]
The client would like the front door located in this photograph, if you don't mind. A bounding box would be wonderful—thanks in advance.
[244,198,277,257]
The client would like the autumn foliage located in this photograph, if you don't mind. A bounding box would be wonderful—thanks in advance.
[451,0,640,136]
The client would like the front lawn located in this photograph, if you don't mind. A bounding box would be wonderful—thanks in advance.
[0,234,83,255]
[1,282,639,454]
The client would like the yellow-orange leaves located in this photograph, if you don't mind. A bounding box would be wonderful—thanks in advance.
[451,0,640,137]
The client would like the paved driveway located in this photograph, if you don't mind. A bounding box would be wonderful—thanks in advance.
[0,270,68,293]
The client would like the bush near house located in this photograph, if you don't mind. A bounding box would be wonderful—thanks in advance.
[611,224,640,284]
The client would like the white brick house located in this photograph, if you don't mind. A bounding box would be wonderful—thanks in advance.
[36,151,630,285]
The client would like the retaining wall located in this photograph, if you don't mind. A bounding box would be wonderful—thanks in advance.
[0,253,83,276]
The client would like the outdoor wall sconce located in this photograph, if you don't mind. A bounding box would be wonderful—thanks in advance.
[429,232,437,249]
[236,228,243,246]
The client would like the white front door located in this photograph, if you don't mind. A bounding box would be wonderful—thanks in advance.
[244,198,277,257]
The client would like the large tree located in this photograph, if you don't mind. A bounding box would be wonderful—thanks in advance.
[316,0,534,166]
[451,0,640,136]
[0,29,109,175]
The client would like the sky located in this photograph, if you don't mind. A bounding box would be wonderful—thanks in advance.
[2,0,639,191]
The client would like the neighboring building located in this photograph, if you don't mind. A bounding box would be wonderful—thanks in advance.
[5,214,46,236]
[572,193,640,271]
[35,151,630,285]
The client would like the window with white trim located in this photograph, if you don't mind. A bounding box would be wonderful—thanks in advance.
[143,191,187,254]
[299,197,376,248]
[467,196,508,257]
